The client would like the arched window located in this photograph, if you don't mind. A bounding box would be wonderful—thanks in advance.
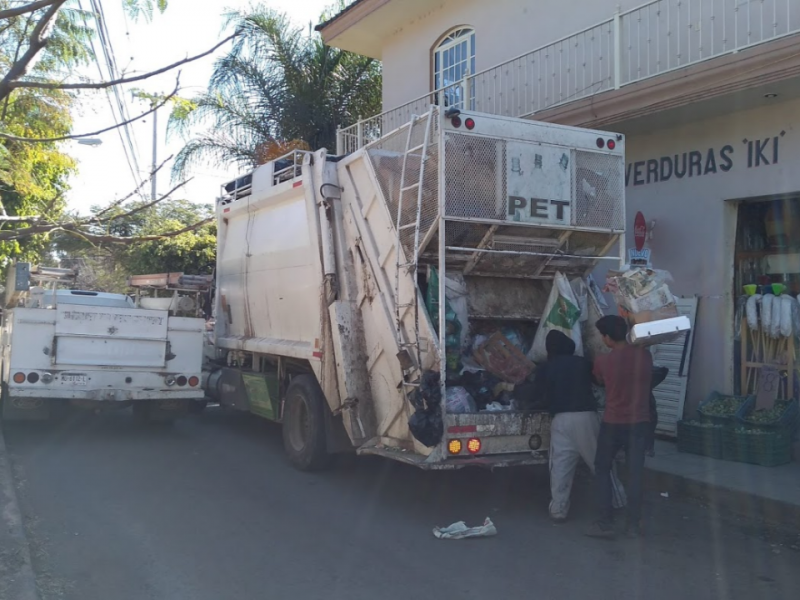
[433,27,475,109]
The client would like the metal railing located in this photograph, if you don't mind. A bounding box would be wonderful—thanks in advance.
[337,0,800,154]
[219,149,310,205]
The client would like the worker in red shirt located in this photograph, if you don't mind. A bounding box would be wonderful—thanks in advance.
[586,315,652,540]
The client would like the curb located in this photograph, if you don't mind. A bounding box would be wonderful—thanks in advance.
[0,425,39,600]
[644,466,800,531]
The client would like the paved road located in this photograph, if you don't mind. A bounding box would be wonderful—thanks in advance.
[3,408,799,600]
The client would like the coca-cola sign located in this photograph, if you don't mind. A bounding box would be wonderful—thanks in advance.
[634,211,647,251]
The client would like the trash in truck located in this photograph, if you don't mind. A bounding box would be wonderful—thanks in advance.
[473,331,535,384]
[408,371,444,447]
[528,272,584,363]
[445,386,477,414]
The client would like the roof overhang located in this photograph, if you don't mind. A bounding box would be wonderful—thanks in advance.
[316,0,442,59]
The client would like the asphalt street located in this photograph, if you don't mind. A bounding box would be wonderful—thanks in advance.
[3,407,799,600]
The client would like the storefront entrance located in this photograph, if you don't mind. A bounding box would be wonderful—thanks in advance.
[734,196,800,400]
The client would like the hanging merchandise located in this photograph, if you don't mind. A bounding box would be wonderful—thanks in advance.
[528,272,584,363]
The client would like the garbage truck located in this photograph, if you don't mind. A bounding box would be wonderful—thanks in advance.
[0,265,207,422]
[205,108,639,470]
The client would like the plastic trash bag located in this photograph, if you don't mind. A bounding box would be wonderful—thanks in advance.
[408,371,444,447]
[445,386,476,414]
[528,272,584,363]
[433,518,497,540]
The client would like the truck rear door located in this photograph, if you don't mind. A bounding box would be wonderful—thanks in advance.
[53,305,170,368]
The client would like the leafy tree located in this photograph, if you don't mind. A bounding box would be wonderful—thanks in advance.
[54,198,216,292]
[170,3,382,178]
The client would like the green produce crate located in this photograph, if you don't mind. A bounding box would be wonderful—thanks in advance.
[677,420,724,459]
[738,399,799,437]
[697,392,755,425]
[721,428,792,467]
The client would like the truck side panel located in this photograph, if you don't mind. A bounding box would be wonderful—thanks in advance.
[216,185,323,359]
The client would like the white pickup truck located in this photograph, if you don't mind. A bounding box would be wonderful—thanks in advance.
[205,108,632,470]
[1,264,205,422]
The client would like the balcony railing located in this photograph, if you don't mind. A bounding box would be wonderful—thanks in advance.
[337,0,800,154]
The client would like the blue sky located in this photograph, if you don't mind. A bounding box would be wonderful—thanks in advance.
[66,0,333,214]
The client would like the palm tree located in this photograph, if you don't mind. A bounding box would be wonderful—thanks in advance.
[170,4,382,179]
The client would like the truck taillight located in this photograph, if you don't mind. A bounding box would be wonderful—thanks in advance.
[448,439,463,455]
[607,139,616,150]
[27,372,39,384]
[467,438,482,454]
[188,376,199,388]
[13,372,25,384]
[465,118,475,130]
[176,376,188,387]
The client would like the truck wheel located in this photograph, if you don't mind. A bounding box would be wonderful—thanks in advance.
[282,375,331,471]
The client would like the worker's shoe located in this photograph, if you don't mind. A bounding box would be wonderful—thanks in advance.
[585,520,616,540]
[549,513,568,524]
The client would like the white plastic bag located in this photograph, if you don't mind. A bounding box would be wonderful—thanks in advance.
[445,386,476,414]
[433,518,497,540]
[570,278,590,323]
[528,272,584,363]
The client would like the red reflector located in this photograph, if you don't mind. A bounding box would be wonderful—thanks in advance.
[465,118,475,130]
[293,181,303,188]
[467,438,482,454]
[223,208,230,213]
[447,425,478,434]
[607,139,616,150]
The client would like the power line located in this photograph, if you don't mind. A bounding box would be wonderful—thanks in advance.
[77,0,146,197]
[91,0,145,185]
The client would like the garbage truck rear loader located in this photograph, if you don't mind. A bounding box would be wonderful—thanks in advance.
[205,109,627,470]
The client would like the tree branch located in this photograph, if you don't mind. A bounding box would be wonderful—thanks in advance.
[90,178,191,225]
[12,32,238,91]
[0,0,66,101]
[92,156,173,218]
[0,0,60,21]
[60,217,214,244]
[0,82,178,142]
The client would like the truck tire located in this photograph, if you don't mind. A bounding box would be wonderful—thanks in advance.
[282,375,331,471]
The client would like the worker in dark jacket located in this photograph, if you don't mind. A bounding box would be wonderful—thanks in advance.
[532,330,626,522]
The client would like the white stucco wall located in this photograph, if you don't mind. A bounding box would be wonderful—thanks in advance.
[620,97,800,413]
[380,0,638,111]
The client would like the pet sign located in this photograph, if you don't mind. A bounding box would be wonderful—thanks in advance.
[506,142,572,225]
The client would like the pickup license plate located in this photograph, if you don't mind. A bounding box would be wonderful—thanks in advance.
[61,374,88,385]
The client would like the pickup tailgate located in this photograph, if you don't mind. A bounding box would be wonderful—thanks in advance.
[54,305,169,368]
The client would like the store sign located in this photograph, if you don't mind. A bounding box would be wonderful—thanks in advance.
[628,248,651,267]
[625,131,787,187]
[634,211,647,251]
[506,142,571,224]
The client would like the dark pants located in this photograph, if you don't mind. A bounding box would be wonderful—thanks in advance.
[595,421,649,525]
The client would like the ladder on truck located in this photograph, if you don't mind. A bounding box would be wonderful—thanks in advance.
[393,109,434,390]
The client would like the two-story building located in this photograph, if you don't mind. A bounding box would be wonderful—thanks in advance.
[318,0,800,430]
